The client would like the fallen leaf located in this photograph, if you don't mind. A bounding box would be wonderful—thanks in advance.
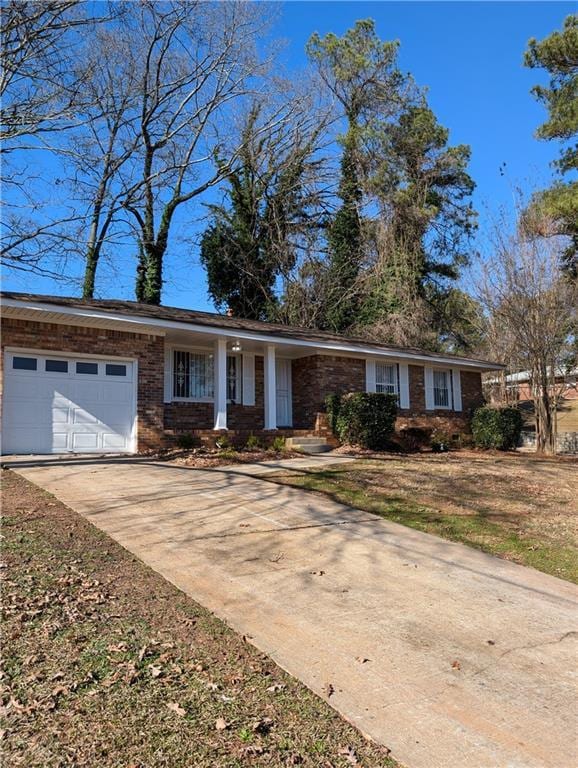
[338,745,358,765]
[324,682,335,698]
[487,640,496,645]
[166,701,186,717]
[451,660,461,670]
[149,665,162,678]
[355,657,370,664]
[215,717,228,731]
[266,683,286,693]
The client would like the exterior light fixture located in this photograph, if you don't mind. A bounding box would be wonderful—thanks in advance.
[231,340,242,352]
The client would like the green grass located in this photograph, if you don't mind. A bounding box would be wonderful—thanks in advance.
[269,460,578,583]
[1,469,398,768]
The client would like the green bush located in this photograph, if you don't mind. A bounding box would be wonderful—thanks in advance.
[471,406,523,450]
[176,433,197,450]
[245,434,261,451]
[269,436,287,453]
[430,429,450,453]
[325,393,342,434]
[215,434,231,450]
[334,392,397,450]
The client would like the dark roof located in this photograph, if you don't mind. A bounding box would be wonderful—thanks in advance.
[1,291,502,368]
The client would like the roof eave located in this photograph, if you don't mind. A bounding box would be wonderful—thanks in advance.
[1,297,505,371]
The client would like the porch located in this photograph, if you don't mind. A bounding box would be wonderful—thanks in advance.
[162,329,343,441]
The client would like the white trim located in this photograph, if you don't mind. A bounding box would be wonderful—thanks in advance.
[399,363,410,409]
[365,359,376,393]
[2,298,501,371]
[214,338,228,430]
[242,353,255,406]
[164,344,172,403]
[424,366,435,411]
[264,344,277,430]
[452,368,462,412]
[275,357,293,427]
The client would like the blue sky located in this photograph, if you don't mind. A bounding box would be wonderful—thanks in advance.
[3,1,573,309]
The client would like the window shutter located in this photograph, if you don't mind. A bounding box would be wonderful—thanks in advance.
[164,345,172,403]
[452,368,462,411]
[242,353,255,406]
[424,366,434,411]
[366,359,376,393]
[399,363,410,409]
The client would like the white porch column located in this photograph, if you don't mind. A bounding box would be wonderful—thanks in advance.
[264,344,277,430]
[213,337,228,430]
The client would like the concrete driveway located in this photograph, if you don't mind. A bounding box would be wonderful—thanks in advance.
[5,455,578,768]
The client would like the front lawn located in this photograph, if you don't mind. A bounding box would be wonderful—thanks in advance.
[269,451,578,583]
[1,470,397,768]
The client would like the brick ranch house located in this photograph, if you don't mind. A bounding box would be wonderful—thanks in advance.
[1,292,503,454]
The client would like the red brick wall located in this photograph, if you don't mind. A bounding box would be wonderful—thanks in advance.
[165,357,265,432]
[292,354,366,429]
[1,318,165,451]
[292,355,484,434]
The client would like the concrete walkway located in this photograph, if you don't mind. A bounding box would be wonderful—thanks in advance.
[4,454,578,768]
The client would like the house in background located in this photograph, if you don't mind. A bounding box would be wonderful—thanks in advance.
[485,368,578,453]
[1,292,502,455]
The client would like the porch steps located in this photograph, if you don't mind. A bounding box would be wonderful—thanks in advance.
[285,436,333,454]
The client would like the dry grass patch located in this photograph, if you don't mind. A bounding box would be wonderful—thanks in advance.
[1,470,397,768]
[269,451,578,582]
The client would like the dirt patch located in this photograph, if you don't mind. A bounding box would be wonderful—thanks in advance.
[153,447,304,469]
[1,469,397,768]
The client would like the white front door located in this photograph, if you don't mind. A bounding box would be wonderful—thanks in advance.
[2,350,137,454]
[275,358,292,427]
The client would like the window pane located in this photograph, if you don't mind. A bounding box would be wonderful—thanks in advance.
[13,356,37,371]
[76,362,98,375]
[433,370,449,407]
[106,364,127,376]
[46,359,68,373]
[376,363,397,394]
[174,350,190,398]
[227,355,238,402]
[191,353,214,398]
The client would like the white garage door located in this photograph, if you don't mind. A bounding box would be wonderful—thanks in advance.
[2,351,136,454]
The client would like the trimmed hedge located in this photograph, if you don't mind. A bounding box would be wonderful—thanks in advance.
[471,406,523,450]
[325,392,397,450]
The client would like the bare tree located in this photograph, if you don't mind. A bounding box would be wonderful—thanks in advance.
[116,0,275,304]
[0,0,115,278]
[477,212,577,453]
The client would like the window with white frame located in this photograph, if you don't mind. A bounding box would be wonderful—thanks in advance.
[226,355,241,403]
[433,368,451,408]
[172,350,241,402]
[376,363,398,396]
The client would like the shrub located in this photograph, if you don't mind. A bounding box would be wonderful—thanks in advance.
[430,429,450,453]
[471,406,523,450]
[176,433,197,450]
[215,434,231,450]
[245,434,261,451]
[269,436,287,453]
[325,393,342,434]
[335,392,397,450]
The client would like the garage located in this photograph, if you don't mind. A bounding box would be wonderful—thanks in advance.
[2,350,136,454]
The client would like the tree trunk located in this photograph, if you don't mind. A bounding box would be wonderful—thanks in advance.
[82,246,98,299]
